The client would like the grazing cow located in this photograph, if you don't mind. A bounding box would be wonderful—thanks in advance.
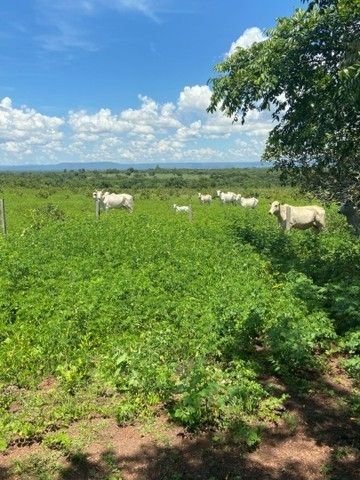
[93,190,134,213]
[173,204,191,213]
[339,201,360,235]
[269,201,325,232]
[198,193,212,204]
[216,190,237,204]
[237,196,259,208]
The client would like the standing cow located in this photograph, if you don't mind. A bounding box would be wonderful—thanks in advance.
[198,193,212,204]
[93,190,134,213]
[269,201,325,232]
[237,196,259,208]
[216,190,237,204]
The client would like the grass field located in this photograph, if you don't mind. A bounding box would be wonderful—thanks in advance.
[0,177,359,478]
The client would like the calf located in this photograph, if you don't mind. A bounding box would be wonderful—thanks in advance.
[198,193,212,204]
[173,204,191,213]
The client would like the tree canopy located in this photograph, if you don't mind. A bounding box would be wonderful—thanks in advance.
[208,0,360,206]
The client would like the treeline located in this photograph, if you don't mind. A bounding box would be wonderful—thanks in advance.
[0,166,281,191]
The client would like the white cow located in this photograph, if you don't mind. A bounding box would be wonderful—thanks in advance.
[198,193,212,204]
[238,196,259,208]
[93,190,134,213]
[269,201,325,232]
[173,204,191,213]
[216,190,237,204]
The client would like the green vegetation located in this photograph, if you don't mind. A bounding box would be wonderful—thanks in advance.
[10,451,65,480]
[0,166,280,192]
[0,168,359,455]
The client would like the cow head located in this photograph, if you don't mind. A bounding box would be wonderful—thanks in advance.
[92,190,103,200]
[269,201,280,215]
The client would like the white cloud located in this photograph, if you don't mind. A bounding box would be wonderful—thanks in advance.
[68,96,182,144]
[176,120,202,140]
[74,132,100,142]
[230,136,267,158]
[1,84,275,165]
[227,27,267,56]
[178,85,212,112]
[0,97,12,109]
[0,97,64,160]
[120,95,181,130]
[68,108,129,134]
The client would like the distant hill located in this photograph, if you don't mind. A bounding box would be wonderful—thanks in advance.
[0,161,266,172]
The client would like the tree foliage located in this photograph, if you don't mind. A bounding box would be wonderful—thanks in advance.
[208,0,360,206]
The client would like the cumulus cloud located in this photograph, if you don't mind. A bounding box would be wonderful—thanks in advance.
[176,120,202,140]
[1,83,275,165]
[68,108,129,134]
[65,87,272,163]
[202,107,272,139]
[0,97,64,161]
[178,85,212,112]
[68,96,182,143]
[230,136,267,159]
[227,27,267,56]
[121,95,181,130]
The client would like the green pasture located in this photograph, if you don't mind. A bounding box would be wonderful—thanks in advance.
[0,184,349,234]
[0,182,359,449]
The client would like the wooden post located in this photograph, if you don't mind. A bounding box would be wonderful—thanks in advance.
[96,199,101,220]
[0,199,7,235]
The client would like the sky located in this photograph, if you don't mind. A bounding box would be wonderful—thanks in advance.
[0,0,303,166]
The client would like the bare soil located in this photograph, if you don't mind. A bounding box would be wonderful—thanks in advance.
[0,360,359,480]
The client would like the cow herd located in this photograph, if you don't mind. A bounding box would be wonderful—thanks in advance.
[93,189,359,234]
[215,190,259,208]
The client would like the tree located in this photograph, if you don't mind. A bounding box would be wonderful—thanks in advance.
[208,0,360,208]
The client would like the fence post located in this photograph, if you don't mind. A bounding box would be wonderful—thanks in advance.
[0,199,7,235]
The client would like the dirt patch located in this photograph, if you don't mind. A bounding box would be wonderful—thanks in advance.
[0,362,359,480]
[37,376,59,392]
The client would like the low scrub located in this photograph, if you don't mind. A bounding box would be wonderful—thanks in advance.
[0,188,356,446]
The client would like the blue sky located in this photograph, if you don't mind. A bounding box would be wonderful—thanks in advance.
[0,0,302,166]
